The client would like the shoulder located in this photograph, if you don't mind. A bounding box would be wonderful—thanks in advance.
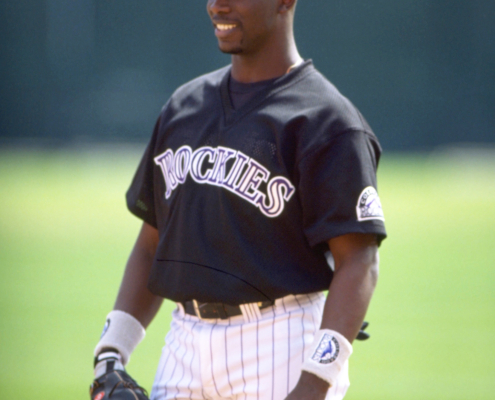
[154,65,229,128]
[271,61,379,159]
[167,65,230,108]
[290,63,373,135]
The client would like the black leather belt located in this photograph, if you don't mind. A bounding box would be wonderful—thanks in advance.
[182,299,274,320]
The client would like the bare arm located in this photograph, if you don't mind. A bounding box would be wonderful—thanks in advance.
[286,233,379,399]
[113,221,163,328]
[321,233,379,340]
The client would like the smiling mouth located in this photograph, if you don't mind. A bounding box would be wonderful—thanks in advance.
[214,22,239,40]
[216,23,237,31]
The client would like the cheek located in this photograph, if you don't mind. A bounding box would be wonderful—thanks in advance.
[244,6,278,37]
[205,0,216,18]
[260,3,280,31]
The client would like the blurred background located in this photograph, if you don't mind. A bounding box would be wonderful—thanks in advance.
[0,1,494,399]
[2,0,494,149]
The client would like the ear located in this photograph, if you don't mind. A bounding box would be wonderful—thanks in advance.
[279,0,297,13]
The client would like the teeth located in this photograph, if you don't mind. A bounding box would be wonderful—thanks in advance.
[217,24,236,31]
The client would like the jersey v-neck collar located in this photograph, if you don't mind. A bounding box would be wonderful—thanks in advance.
[219,60,315,128]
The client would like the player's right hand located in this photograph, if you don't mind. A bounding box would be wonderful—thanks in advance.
[90,351,149,400]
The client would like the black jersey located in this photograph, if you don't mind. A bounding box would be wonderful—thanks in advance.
[126,60,386,305]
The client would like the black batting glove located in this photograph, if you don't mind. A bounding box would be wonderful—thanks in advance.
[356,321,370,341]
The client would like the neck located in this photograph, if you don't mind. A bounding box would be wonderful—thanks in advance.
[230,31,302,83]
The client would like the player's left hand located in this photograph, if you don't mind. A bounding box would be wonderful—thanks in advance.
[356,321,370,341]
[284,371,329,400]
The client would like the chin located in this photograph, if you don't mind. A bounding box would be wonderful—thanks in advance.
[219,47,243,55]
[217,41,243,55]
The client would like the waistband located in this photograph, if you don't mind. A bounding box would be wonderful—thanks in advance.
[181,299,274,320]
[177,292,325,323]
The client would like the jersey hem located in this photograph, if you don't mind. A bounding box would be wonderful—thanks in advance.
[305,222,387,248]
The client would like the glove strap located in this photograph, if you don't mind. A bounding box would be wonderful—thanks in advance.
[94,351,125,378]
[301,329,353,387]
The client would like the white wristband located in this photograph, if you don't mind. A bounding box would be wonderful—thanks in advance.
[94,310,146,365]
[301,329,353,387]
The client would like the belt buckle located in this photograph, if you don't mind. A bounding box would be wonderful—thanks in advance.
[191,300,230,319]
[192,299,202,319]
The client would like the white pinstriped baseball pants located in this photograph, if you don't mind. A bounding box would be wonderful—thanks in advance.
[150,292,350,400]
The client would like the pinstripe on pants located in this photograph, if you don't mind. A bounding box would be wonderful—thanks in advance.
[150,292,350,400]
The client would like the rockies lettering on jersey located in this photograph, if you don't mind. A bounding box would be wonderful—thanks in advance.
[154,145,296,218]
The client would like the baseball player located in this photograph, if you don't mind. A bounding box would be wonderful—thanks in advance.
[90,1,386,399]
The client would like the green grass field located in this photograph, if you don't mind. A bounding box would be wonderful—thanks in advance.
[0,147,494,399]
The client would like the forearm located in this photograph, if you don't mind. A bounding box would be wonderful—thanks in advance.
[286,233,379,399]
[321,250,378,342]
[296,251,378,395]
[113,222,162,328]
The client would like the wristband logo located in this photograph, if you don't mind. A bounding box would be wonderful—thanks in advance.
[154,145,296,218]
[100,318,110,339]
[311,334,340,364]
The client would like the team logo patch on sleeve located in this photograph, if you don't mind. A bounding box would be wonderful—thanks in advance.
[356,186,384,222]
[311,334,340,364]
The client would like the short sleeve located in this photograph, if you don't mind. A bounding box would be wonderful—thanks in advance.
[298,129,387,247]
[125,117,161,228]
